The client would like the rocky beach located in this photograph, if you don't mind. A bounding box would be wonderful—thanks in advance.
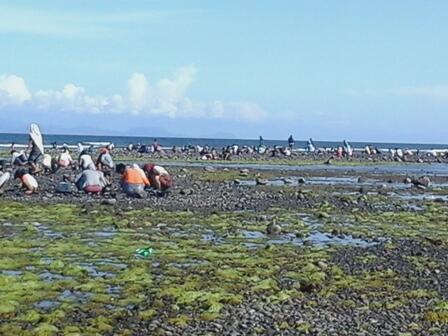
[1,153,448,335]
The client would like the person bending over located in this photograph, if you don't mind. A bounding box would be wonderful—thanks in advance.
[11,150,28,166]
[58,147,73,168]
[97,147,115,172]
[14,169,38,194]
[79,150,96,171]
[116,163,150,198]
[75,169,109,194]
[143,163,173,191]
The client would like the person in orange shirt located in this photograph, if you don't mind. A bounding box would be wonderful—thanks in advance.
[116,163,149,198]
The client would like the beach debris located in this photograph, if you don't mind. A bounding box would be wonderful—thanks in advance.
[55,182,72,194]
[136,247,153,257]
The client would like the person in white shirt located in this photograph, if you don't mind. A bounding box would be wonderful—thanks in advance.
[79,151,96,171]
[14,169,38,194]
[58,147,73,168]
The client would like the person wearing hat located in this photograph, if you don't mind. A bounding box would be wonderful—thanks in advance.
[143,163,173,191]
[96,147,115,172]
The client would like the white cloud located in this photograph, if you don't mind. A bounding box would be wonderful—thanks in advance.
[344,86,448,101]
[0,66,266,122]
[0,74,31,105]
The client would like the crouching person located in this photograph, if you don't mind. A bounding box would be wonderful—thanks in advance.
[143,163,173,191]
[14,169,38,194]
[116,163,149,198]
[0,167,11,193]
[75,169,109,194]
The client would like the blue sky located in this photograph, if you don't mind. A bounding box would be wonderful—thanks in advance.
[0,0,447,142]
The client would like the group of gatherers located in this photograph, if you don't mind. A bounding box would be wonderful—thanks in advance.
[1,141,172,197]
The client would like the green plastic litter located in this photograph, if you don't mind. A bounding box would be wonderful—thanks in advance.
[136,247,153,257]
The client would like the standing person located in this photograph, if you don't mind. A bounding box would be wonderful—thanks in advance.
[259,136,264,147]
[143,163,173,191]
[116,163,150,198]
[288,135,295,149]
[14,169,38,194]
[27,123,44,174]
[75,169,109,194]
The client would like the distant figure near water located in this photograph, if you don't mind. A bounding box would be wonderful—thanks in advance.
[288,135,294,149]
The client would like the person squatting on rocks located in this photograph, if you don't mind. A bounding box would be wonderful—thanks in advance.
[75,169,109,194]
[116,163,150,198]
[143,163,173,191]
[0,166,11,193]
[79,150,96,171]
[96,146,115,172]
[58,147,74,168]
[14,169,38,195]
[11,150,28,166]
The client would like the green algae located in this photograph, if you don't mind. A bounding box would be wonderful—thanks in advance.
[1,200,447,333]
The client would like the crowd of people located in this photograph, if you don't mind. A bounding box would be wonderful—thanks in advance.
[0,125,173,197]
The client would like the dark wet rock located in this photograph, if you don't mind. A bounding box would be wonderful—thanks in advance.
[297,178,306,184]
[357,177,366,183]
[359,187,368,194]
[266,220,281,235]
[256,178,269,186]
[101,199,117,206]
[180,188,193,195]
[412,176,431,189]
[233,179,241,185]
[316,261,328,271]
[204,166,216,173]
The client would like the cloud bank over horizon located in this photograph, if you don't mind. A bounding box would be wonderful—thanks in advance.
[0,66,266,122]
